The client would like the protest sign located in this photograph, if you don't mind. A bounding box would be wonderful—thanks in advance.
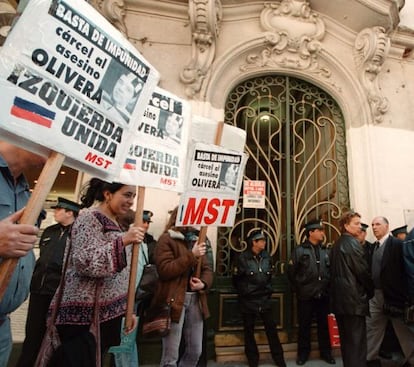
[119,87,190,191]
[243,180,266,208]
[0,0,160,299]
[192,115,246,151]
[0,0,159,180]
[176,142,248,227]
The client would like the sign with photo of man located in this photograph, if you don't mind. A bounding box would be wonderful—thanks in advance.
[176,142,248,227]
[119,87,191,192]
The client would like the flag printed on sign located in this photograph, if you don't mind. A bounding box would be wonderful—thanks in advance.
[123,158,136,170]
[10,97,55,128]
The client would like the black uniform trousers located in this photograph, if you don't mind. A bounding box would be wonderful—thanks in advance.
[297,296,331,359]
[242,309,285,367]
[336,314,367,367]
[16,293,53,367]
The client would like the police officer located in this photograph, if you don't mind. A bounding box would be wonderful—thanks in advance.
[391,225,408,241]
[288,219,335,365]
[233,229,286,367]
[16,197,80,367]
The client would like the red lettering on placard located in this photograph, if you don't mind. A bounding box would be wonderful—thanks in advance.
[160,177,176,186]
[84,152,112,169]
[183,197,235,225]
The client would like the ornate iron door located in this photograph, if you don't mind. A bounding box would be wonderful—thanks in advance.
[211,75,350,351]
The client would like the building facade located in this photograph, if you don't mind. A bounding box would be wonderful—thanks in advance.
[4,0,414,363]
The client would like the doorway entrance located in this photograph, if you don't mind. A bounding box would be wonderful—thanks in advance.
[211,74,350,360]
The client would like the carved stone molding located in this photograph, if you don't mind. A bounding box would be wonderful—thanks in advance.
[354,26,390,124]
[180,0,222,98]
[240,0,329,77]
[89,0,127,37]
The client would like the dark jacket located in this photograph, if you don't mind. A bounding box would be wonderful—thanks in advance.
[362,240,374,274]
[232,248,274,314]
[30,223,72,295]
[287,240,331,300]
[379,235,408,309]
[152,229,213,322]
[330,233,373,316]
[404,229,414,302]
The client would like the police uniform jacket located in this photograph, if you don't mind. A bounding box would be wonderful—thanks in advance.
[30,223,72,295]
[403,230,414,303]
[232,248,274,314]
[287,240,331,300]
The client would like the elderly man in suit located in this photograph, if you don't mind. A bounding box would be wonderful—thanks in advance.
[366,217,414,367]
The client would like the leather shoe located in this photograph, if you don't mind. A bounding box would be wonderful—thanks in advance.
[321,355,336,364]
[296,358,307,365]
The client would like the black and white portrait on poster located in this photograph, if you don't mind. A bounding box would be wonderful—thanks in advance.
[101,60,144,124]
[158,109,184,146]
[219,162,239,191]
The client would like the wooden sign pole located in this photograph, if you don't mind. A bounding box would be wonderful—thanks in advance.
[193,121,225,319]
[195,121,224,275]
[125,185,145,330]
[0,151,65,301]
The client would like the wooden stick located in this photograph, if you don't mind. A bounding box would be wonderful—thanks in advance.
[0,151,65,301]
[195,121,224,277]
[125,186,145,330]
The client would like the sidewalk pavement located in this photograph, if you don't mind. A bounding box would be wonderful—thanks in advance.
[139,354,404,367]
[140,358,344,366]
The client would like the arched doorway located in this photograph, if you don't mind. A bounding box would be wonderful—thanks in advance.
[210,74,350,360]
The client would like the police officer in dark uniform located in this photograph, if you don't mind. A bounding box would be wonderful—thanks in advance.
[16,197,80,367]
[288,219,335,365]
[359,223,374,270]
[142,210,157,262]
[233,229,286,367]
[391,224,408,241]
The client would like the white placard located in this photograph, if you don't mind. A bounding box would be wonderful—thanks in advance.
[192,115,246,152]
[243,180,266,208]
[119,87,191,191]
[0,0,159,180]
[176,142,248,227]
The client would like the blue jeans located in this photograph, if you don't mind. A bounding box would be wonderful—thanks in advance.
[0,316,11,367]
[160,292,203,367]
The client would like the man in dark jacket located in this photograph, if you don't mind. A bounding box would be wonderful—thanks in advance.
[366,217,414,367]
[330,211,373,367]
[16,197,80,367]
[359,222,398,361]
[233,229,286,367]
[288,219,335,365]
[404,228,414,313]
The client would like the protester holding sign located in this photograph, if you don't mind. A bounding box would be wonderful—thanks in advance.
[0,141,46,367]
[48,178,145,364]
[151,207,213,366]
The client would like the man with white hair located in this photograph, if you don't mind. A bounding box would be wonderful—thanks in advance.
[366,216,414,367]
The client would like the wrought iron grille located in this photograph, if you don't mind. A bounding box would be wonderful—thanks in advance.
[217,75,350,276]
